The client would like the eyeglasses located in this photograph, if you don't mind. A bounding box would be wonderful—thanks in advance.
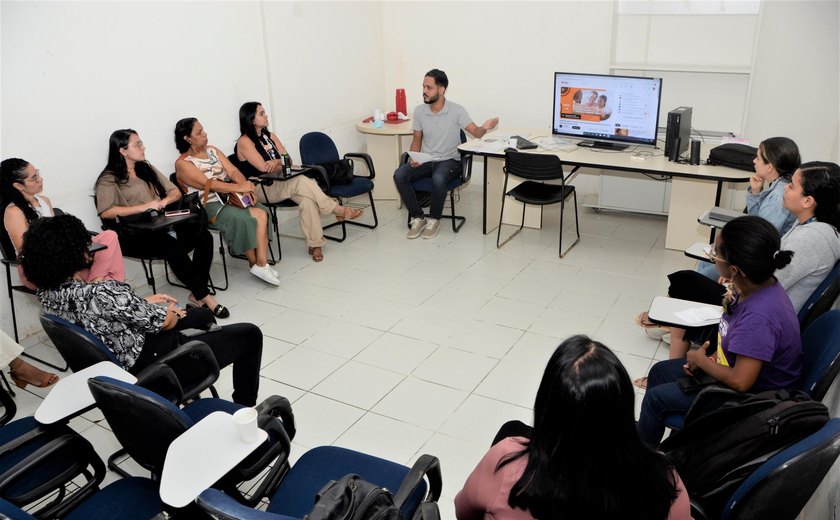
[707,248,726,263]
[24,170,42,183]
[124,140,144,149]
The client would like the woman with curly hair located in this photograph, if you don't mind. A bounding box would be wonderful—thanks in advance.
[21,214,263,406]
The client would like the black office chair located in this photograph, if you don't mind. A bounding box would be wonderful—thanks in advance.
[797,259,840,330]
[299,131,379,242]
[497,150,580,257]
[227,152,301,261]
[88,376,293,506]
[400,130,474,233]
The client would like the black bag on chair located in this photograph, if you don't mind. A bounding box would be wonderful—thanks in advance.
[313,159,355,188]
[707,143,758,171]
[305,474,401,520]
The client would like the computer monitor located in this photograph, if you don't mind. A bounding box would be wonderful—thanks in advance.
[552,72,663,150]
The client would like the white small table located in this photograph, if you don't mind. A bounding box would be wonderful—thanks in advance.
[355,119,413,200]
[34,361,136,425]
[648,296,722,328]
[159,411,267,508]
[684,241,713,263]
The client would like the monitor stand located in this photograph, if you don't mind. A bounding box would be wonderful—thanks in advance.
[577,140,629,151]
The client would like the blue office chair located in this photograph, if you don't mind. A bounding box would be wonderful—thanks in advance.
[689,418,840,520]
[196,446,441,519]
[88,376,292,506]
[798,259,840,329]
[0,395,106,518]
[664,309,840,432]
[401,130,473,233]
[299,132,379,242]
[498,150,580,257]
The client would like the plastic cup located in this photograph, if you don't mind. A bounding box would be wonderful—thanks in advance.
[233,407,259,443]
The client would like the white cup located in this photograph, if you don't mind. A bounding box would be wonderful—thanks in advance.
[233,407,259,443]
[509,138,518,149]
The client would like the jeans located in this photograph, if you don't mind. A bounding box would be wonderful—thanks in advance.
[394,159,461,220]
[637,358,699,446]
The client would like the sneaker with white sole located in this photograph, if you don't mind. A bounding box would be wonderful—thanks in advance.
[421,218,440,239]
[407,217,426,239]
[250,264,280,286]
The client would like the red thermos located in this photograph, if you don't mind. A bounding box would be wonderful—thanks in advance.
[395,88,407,115]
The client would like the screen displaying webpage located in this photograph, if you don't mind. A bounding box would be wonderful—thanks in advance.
[552,73,662,145]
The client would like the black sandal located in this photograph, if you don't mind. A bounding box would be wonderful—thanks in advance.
[208,304,230,319]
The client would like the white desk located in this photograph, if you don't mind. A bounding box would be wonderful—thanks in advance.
[648,296,722,328]
[159,411,267,508]
[685,241,713,263]
[355,119,414,200]
[459,129,752,250]
[34,361,135,425]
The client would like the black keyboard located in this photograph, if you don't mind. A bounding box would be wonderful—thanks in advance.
[511,135,538,150]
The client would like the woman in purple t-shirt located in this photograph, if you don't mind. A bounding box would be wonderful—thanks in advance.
[638,216,802,446]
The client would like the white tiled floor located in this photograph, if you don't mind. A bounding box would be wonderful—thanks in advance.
[9,185,695,516]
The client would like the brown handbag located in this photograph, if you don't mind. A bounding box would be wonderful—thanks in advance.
[202,179,255,224]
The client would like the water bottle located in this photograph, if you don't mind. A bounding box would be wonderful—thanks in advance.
[395,88,407,116]
[282,154,292,176]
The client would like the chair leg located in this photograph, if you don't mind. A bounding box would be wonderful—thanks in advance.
[139,258,156,294]
[323,193,378,242]
[0,371,15,397]
[559,191,581,258]
[271,207,282,261]
[497,197,527,249]
[6,271,19,343]
[449,189,466,232]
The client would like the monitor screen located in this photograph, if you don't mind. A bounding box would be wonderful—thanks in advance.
[552,72,663,148]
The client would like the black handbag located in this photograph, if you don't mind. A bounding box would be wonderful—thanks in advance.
[707,143,757,172]
[316,159,355,187]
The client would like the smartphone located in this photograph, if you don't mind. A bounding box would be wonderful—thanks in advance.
[165,209,191,217]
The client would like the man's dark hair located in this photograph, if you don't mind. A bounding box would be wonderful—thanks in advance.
[425,69,448,89]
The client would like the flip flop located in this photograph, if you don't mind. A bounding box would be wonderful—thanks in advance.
[336,207,363,222]
[633,376,648,390]
[635,311,670,339]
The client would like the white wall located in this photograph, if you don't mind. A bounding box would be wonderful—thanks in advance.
[745,0,840,163]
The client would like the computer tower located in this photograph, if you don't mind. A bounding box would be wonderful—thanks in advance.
[665,107,692,158]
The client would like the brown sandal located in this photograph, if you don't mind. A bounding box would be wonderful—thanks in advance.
[308,247,324,262]
[335,207,363,222]
[9,363,58,389]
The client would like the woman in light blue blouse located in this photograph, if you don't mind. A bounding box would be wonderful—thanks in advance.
[698,137,800,280]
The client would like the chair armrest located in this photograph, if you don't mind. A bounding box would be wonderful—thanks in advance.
[135,363,185,404]
[151,340,220,403]
[393,454,442,509]
[302,164,331,191]
[0,433,105,517]
[232,415,291,484]
[413,501,441,520]
[399,152,410,166]
[255,395,296,441]
[459,150,473,183]
[344,152,376,179]
[683,385,748,425]
[197,488,277,519]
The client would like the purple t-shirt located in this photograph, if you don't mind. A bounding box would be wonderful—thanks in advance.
[718,281,801,391]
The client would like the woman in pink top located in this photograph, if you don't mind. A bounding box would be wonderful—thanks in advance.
[455,335,691,520]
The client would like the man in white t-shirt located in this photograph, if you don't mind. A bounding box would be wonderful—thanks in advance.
[394,69,498,239]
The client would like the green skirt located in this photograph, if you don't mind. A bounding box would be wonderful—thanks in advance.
[205,201,270,256]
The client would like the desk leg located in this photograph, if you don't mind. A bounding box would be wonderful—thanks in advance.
[483,156,542,234]
[364,134,402,200]
[666,177,719,250]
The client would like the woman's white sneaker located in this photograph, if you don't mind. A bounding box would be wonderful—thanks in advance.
[250,264,280,286]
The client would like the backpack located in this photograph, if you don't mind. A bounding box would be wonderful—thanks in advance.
[661,389,828,511]
[706,143,758,171]
[304,474,401,520]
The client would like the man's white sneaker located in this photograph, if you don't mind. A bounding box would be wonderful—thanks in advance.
[250,264,280,286]
[421,218,440,239]
[407,217,426,239]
